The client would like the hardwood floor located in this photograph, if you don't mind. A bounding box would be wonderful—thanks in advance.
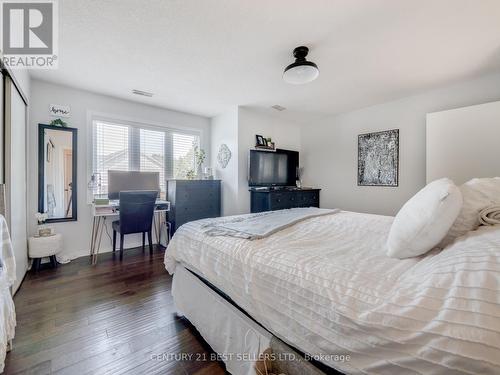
[4,246,226,375]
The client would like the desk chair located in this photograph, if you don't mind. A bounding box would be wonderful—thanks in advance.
[112,190,158,260]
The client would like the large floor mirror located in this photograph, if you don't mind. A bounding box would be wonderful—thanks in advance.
[38,124,78,222]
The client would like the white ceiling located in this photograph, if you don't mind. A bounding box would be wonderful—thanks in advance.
[31,0,500,123]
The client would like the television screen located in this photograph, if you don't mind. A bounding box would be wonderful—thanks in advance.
[248,149,298,186]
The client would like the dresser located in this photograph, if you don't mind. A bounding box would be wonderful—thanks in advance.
[167,180,221,234]
[250,188,321,213]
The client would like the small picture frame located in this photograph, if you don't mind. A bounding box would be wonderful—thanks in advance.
[255,134,267,147]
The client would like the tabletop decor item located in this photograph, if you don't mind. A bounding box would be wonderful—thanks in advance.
[203,166,213,180]
[194,145,206,177]
[255,134,267,147]
[266,138,275,150]
[35,212,53,237]
[296,167,304,188]
[255,135,275,150]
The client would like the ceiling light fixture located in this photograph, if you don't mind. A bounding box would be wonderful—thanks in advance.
[283,46,319,84]
[132,89,154,97]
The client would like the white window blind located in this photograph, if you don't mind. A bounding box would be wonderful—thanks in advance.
[92,120,200,197]
[172,132,199,180]
[140,128,165,193]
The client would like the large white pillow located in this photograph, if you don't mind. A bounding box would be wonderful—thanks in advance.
[387,178,462,259]
[440,177,500,247]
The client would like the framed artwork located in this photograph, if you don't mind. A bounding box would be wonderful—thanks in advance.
[255,134,267,147]
[358,129,399,186]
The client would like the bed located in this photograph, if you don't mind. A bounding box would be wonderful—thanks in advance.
[164,210,500,374]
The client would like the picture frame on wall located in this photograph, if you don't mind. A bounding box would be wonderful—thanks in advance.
[357,129,399,187]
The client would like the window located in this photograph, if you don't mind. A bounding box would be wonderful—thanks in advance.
[91,119,200,197]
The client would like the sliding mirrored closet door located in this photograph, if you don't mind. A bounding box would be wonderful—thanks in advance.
[4,75,28,293]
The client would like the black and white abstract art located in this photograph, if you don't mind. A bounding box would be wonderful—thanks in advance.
[358,129,399,186]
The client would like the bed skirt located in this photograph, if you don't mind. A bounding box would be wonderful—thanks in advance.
[171,265,340,375]
[172,265,272,375]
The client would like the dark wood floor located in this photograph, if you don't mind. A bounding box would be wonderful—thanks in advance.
[4,246,226,375]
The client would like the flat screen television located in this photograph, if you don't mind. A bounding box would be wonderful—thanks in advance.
[248,149,299,187]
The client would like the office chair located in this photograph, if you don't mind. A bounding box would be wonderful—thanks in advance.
[112,190,158,260]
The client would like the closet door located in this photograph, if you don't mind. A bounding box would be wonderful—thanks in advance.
[4,76,28,293]
[0,71,3,181]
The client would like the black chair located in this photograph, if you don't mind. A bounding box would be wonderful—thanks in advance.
[112,190,158,260]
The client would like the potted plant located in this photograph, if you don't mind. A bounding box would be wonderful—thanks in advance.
[49,118,68,127]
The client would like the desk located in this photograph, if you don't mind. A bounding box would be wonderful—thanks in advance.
[90,200,170,264]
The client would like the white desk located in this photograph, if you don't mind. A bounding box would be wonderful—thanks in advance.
[90,200,170,264]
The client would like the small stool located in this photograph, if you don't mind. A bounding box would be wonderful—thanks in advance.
[28,233,62,271]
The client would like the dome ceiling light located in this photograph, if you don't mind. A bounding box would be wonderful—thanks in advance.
[283,46,319,84]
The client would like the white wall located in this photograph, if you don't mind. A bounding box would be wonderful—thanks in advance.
[28,80,211,259]
[210,106,301,216]
[302,72,500,216]
[211,108,239,216]
[426,100,500,184]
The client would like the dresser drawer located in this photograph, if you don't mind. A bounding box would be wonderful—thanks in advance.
[269,192,290,210]
[298,191,320,207]
[167,180,221,233]
[250,189,321,213]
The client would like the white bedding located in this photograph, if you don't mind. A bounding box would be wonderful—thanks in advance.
[164,210,500,374]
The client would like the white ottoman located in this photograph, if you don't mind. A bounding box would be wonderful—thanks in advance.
[28,234,62,271]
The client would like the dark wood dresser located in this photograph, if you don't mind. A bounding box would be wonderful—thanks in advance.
[167,179,221,234]
[250,188,321,213]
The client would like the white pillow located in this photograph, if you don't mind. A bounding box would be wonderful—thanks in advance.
[387,178,462,259]
[440,177,500,247]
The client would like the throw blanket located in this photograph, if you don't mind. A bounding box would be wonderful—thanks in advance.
[0,216,15,288]
[479,205,500,226]
[201,207,338,240]
[0,215,16,373]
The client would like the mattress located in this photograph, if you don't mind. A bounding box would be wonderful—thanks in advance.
[164,210,500,374]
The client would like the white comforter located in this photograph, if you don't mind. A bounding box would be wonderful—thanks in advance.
[164,211,500,374]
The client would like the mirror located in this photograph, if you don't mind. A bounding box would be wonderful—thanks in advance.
[38,124,77,222]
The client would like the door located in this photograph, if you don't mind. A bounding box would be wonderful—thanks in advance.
[4,76,28,293]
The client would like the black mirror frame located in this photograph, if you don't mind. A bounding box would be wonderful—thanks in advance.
[38,124,78,223]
